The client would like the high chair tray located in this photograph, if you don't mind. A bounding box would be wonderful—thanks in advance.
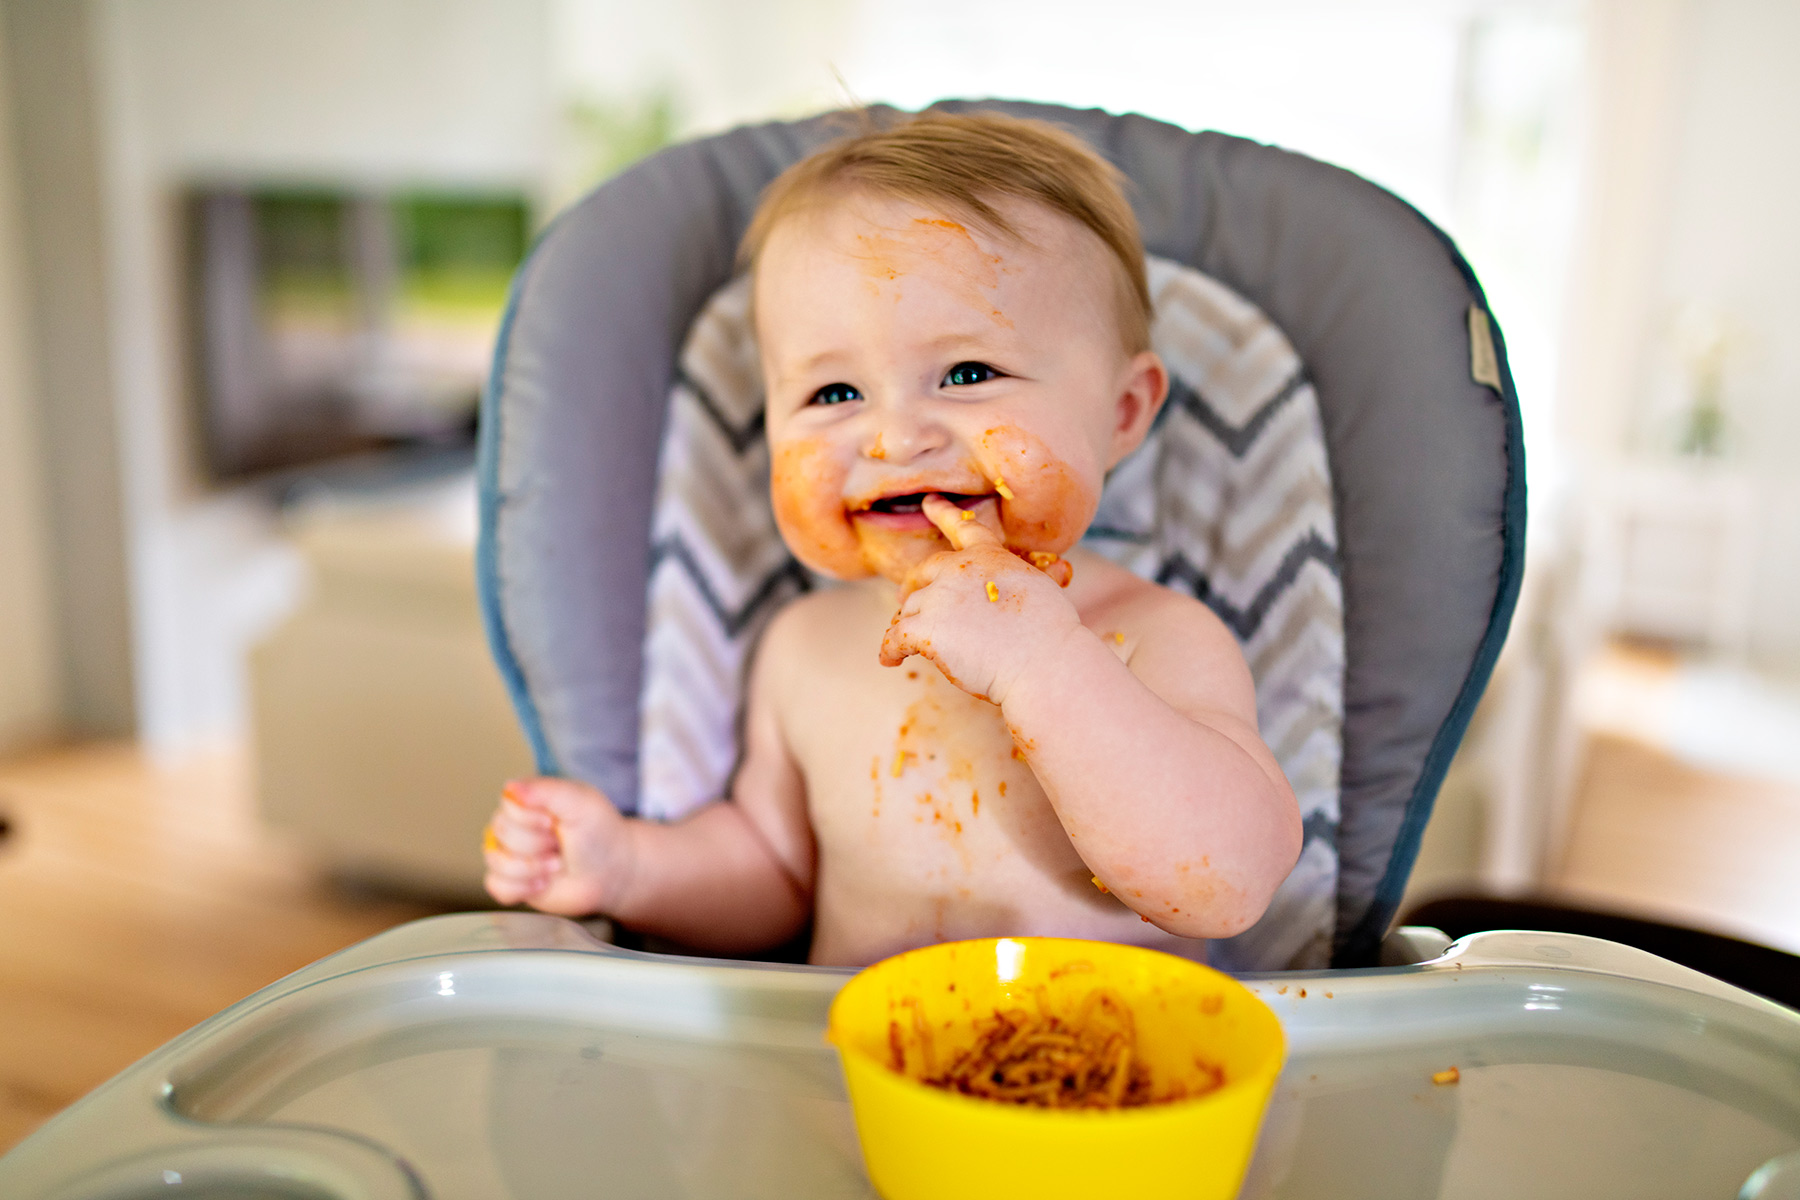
[4,913,1797,1200]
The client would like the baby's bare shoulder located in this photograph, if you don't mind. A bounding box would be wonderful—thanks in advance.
[1075,554,1230,646]
[760,585,872,651]
[753,584,886,689]
[1073,554,1253,716]
[752,584,895,757]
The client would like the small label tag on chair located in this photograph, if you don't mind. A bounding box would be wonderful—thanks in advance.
[1468,306,1503,393]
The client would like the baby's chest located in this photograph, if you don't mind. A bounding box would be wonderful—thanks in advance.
[783,658,1047,856]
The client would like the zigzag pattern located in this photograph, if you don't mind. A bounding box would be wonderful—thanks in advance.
[1302,809,1337,850]
[1167,368,1310,458]
[639,277,792,820]
[636,261,1346,969]
[1084,524,1155,545]
[648,537,811,638]
[1085,258,1345,972]
[1155,533,1340,643]
[673,365,764,455]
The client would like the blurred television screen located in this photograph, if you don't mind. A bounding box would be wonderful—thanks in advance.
[184,185,529,483]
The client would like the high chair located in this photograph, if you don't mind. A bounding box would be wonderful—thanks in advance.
[474,99,1526,970]
[8,102,1797,1200]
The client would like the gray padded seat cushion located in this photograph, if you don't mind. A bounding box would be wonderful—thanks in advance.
[478,100,1524,966]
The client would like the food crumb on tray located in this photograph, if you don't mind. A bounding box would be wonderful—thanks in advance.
[1432,1066,1461,1086]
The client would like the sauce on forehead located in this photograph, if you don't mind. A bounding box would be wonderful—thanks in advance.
[848,216,1014,330]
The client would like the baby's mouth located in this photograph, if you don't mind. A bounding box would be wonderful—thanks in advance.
[860,491,991,516]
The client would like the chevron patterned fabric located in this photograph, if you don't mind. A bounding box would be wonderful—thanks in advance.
[1087,259,1344,971]
[638,258,1344,970]
[638,277,808,822]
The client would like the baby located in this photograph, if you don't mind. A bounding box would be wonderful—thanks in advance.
[483,113,1302,967]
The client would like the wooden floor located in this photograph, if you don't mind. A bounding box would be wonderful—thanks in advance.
[2,721,1798,1155]
[0,743,442,1152]
[1551,732,1800,955]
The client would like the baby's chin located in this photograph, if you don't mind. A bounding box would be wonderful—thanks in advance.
[781,527,944,585]
[790,528,1083,588]
[832,530,943,585]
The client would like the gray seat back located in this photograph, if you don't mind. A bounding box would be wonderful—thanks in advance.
[477,100,1525,967]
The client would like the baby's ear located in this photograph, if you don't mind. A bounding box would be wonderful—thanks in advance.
[1107,350,1169,468]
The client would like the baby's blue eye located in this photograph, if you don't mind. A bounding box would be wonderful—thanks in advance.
[809,382,861,406]
[943,361,1000,387]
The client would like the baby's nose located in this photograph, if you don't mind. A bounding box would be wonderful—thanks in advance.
[863,401,947,464]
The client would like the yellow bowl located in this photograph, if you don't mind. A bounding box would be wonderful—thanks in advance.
[828,937,1285,1200]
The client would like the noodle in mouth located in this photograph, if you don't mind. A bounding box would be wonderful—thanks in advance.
[888,989,1222,1109]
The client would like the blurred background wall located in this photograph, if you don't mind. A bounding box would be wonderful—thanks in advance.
[0,4,59,756]
[94,0,553,753]
[2,0,134,751]
[0,0,1794,925]
[1563,0,1800,667]
[2,0,1588,757]
[6,0,1799,1159]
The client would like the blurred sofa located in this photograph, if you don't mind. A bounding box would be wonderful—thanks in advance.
[250,478,532,900]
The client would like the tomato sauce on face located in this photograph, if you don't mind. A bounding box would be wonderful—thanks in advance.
[848,216,1012,329]
[771,437,869,579]
[771,423,1099,585]
[975,424,1099,559]
[761,199,1115,586]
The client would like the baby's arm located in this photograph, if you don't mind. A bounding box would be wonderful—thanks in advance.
[997,598,1299,937]
[482,634,814,952]
[881,497,1301,939]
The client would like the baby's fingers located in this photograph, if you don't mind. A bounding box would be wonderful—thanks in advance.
[1029,552,1074,588]
[483,844,556,905]
[923,493,1004,551]
[486,849,554,888]
[488,802,559,858]
[485,873,547,907]
[505,776,618,831]
[878,622,908,667]
[879,613,924,668]
[895,549,954,607]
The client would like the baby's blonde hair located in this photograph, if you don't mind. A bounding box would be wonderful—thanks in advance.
[740,111,1153,354]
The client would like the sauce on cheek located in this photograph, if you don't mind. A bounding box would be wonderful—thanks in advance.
[770,425,1101,583]
[770,438,871,580]
[978,425,1100,557]
[768,438,962,583]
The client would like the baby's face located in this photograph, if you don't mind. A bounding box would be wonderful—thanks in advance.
[755,191,1164,584]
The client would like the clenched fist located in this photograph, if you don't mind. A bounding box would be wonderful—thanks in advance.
[878,493,1082,704]
[482,777,638,917]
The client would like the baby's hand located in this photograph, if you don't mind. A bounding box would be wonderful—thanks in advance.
[878,494,1082,703]
[482,777,637,917]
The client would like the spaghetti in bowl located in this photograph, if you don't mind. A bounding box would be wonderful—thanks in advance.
[828,937,1285,1200]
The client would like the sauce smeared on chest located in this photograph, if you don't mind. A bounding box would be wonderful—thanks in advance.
[885,676,983,869]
